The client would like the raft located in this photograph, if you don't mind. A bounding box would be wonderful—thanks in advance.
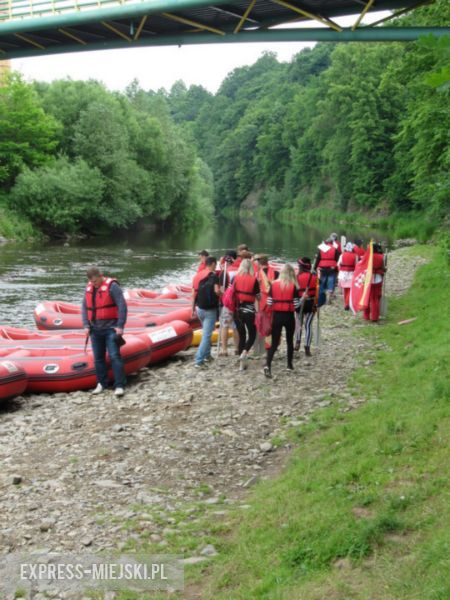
[0,334,152,393]
[0,320,193,367]
[0,360,28,401]
[34,301,200,330]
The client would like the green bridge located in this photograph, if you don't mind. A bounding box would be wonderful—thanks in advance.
[0,0,448,59]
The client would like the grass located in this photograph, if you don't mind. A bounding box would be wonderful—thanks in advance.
[103,244,448,600]
[0,204,42,241]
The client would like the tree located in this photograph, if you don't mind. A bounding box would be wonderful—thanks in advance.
[0,73,60,189]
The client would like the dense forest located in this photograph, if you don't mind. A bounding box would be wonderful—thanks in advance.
[0,0,448,240]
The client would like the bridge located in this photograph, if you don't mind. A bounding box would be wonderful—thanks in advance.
[0,0,448,59]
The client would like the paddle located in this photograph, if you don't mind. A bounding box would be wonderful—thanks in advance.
[380,250,388,318]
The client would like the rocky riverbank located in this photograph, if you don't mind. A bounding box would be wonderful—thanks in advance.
[0,248,428,599]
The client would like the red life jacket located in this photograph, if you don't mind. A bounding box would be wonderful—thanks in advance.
[372,253,385,275]
[270,280,296,312]
[319,245,338,269]
[339,251,357,272]
[353,244,365,258]
[234,273,257,303]
[85,277,119,321]
[297,272,317,298]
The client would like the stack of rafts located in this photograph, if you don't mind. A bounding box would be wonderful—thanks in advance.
[0,284,202,401]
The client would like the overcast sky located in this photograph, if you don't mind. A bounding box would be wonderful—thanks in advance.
[12,12,390,94]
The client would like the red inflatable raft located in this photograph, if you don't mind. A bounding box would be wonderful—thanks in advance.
[0,320,193,366]
[0,333,152,393]
[34,301,199,330]
[0,360,28,401]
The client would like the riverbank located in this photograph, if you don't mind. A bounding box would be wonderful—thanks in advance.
[0,246,446,600]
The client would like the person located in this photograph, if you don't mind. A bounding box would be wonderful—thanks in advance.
[253,255,276,356]
[295,257,318,356]
[191,256,220,367]
[313,237,340,305]
[196,249,209,273]
[233,244,250,270]
[363,242,386,322]
[353,239,365,259]
[218,252,239,356]
[82,267,128,396]
[330,232,342,253]
[264,264,300,378]
[233,258,260,370]
[338,242,358,310]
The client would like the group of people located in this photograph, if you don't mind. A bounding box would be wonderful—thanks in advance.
[80,234,385,394]
[192,236,386,378]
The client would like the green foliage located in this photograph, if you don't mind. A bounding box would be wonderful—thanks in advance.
[0,73,60,189]
[2,76,214,238]
[10,157,105,235]
[164,3,449,234]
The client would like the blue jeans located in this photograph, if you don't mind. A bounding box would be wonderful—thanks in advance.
[90,327,126,389]
[319,271,337,306]
[195,307,218,364]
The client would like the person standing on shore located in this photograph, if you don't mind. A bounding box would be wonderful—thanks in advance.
[338,242,358,310]
[196,249,209,273]
[313,238,340,306]
[82,267,127,396]
[363,242,386,322]
[191,256,220,367]
[234,258,260,370]
[264,264,300,378]
[295,257,318,356]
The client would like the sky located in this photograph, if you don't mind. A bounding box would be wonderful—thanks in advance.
[11,12,390,94]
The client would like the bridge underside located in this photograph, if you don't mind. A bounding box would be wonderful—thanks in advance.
[0,0,448,59]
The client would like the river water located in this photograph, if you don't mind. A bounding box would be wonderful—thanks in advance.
[0,219,389,328]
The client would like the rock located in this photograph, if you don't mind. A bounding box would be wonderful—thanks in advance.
[181,556,209,565]
[200,544,218,556]
[259,442,273,453]
[94,480,122,489]
[242,475,259,488]
[81,537,94,547]
[11,475,22,485]
[39,518,56,532]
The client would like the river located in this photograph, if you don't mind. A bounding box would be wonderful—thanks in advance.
[0,218,389,328]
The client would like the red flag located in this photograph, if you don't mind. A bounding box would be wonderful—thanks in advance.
[350,241,374,314]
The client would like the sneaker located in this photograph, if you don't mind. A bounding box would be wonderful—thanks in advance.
[294,342,301,352]
[204,355,214,363]
[239,352,248,371]
[286,364,294,372]
[263,366,272,379]
[114,387,125,397]
[194,362,206,369]
[92,383,104,395]
[304,346,312,357]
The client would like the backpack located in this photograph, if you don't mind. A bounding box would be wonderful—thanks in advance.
[222,282,237,312]
[196,273,219,310]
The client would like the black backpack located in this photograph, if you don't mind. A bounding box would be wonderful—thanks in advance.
[196,274,218,309]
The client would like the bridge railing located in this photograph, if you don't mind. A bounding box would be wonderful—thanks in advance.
[0,0,144,22]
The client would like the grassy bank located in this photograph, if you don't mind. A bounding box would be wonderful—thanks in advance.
[274,206,439,244]
[194,244,449,599]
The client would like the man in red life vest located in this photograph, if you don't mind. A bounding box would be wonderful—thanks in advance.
[363,242,386,322]
[313,237,340,306]
[196,249,209,273]
[82,267,127,396]
[353,239,365,259]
